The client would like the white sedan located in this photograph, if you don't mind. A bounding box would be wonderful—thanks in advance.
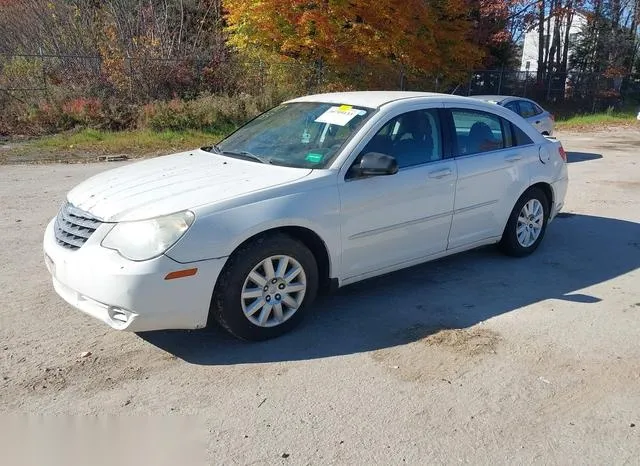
[43,92,569,340]
[470,95,555,136]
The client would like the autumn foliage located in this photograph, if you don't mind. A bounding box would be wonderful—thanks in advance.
[0,0,637,136]
[225,0,483,85]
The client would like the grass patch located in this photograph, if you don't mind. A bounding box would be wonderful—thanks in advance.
[556,110,639,130]
[1,128,232,164]
[31,128,226,154]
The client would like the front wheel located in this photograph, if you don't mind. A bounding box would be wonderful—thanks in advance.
[499,187,549,257]
[210,234,318,341]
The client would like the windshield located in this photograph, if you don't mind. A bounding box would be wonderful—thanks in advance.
[211,102,373,168]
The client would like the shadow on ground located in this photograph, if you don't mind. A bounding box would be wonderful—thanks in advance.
[140,214,640,365]
[566,151,603,163]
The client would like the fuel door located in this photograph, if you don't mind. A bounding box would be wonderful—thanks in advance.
[538,145,550,164]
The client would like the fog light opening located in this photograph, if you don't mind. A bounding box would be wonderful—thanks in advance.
[108,307,130,323]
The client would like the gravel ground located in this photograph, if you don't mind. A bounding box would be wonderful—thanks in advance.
[1,128,639,465]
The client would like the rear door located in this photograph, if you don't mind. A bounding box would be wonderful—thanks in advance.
[444,106,537,249]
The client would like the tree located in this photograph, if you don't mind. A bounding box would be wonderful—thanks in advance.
[571,0,639,75]
[467,0,530,68]
[224,0,484,88]
[537,0,546,81]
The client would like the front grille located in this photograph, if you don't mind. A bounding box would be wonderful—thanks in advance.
[54,202,103,250]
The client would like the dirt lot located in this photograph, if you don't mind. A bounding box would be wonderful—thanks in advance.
[1,128,639,464]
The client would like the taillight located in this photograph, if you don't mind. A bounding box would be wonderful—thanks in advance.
[558,145,567,162]
[550,113,555,121]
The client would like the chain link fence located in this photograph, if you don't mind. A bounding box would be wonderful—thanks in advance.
[1,52,639,131]
[0,53,327,103]
[460,69,640,114]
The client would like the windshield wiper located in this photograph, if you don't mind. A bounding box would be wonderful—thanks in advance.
[207,145,271,164]
[225,150,270,164]
[202,144,225,154]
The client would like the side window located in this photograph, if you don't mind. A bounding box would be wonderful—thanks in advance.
[504,101,519,114]
[511,123,534,146]
[518,101,537,118]
[451,109,505,156]
[359,109,443,169]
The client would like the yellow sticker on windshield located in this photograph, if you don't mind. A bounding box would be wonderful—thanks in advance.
[315,106,359,126]
[338,105,353,112]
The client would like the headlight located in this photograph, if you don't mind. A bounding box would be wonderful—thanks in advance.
[101,211,195,261]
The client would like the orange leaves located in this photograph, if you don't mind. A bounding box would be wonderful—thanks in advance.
[224,0,483,82]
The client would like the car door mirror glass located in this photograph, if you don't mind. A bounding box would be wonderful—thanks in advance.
[359,152,399,176]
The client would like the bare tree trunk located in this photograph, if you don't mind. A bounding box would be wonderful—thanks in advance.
[548,0,562,74]
[544,1,554,69]
[560,1,574,73]
[591,0,604,72]
[610,0,622,68]
[543,0,560,98]
[556,1,574,100]
[629,0,638,72]
[537,0,546,82]
[544,0,555,69]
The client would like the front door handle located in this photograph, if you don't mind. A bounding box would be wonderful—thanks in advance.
[535,120,541,124]
[428,168,452,179]
[505,155,522,162]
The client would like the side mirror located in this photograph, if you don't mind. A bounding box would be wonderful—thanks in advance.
[359,152,398,176]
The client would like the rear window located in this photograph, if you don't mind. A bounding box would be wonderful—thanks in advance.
[518,101,543,118]
[504,102,519,114]
[511,123,534,146]
[519,100,536,118]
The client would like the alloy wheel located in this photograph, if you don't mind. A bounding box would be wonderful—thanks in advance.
[240,255,307,328]
[516,198,544,248]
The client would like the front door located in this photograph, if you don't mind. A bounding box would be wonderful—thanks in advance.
[339,108,457,280]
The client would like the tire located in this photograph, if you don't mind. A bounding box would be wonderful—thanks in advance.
[209,233,319,341]
[499,187,549,257]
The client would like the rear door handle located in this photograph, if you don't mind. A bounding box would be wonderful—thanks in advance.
[535,120,541,124]
[428,168,452,179]
[505,155,522,162]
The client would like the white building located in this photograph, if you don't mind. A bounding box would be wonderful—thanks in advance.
[520,12,588,72]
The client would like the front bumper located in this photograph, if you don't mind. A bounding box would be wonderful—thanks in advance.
[43,218,227,332]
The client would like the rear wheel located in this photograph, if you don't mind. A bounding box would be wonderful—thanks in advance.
[210,234,318,341]
[500,187,549,257]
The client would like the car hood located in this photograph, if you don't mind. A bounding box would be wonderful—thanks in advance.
[67,149,313,222]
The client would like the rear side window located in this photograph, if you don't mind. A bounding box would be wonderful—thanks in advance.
[504,101,519,114]
[518,101,540,118]
[511,123,534,146]
[451,109,505,155]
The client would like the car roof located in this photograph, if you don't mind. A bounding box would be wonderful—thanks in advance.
[471,95,546,108]
[286,91,481,109]
[469,95,516,104]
